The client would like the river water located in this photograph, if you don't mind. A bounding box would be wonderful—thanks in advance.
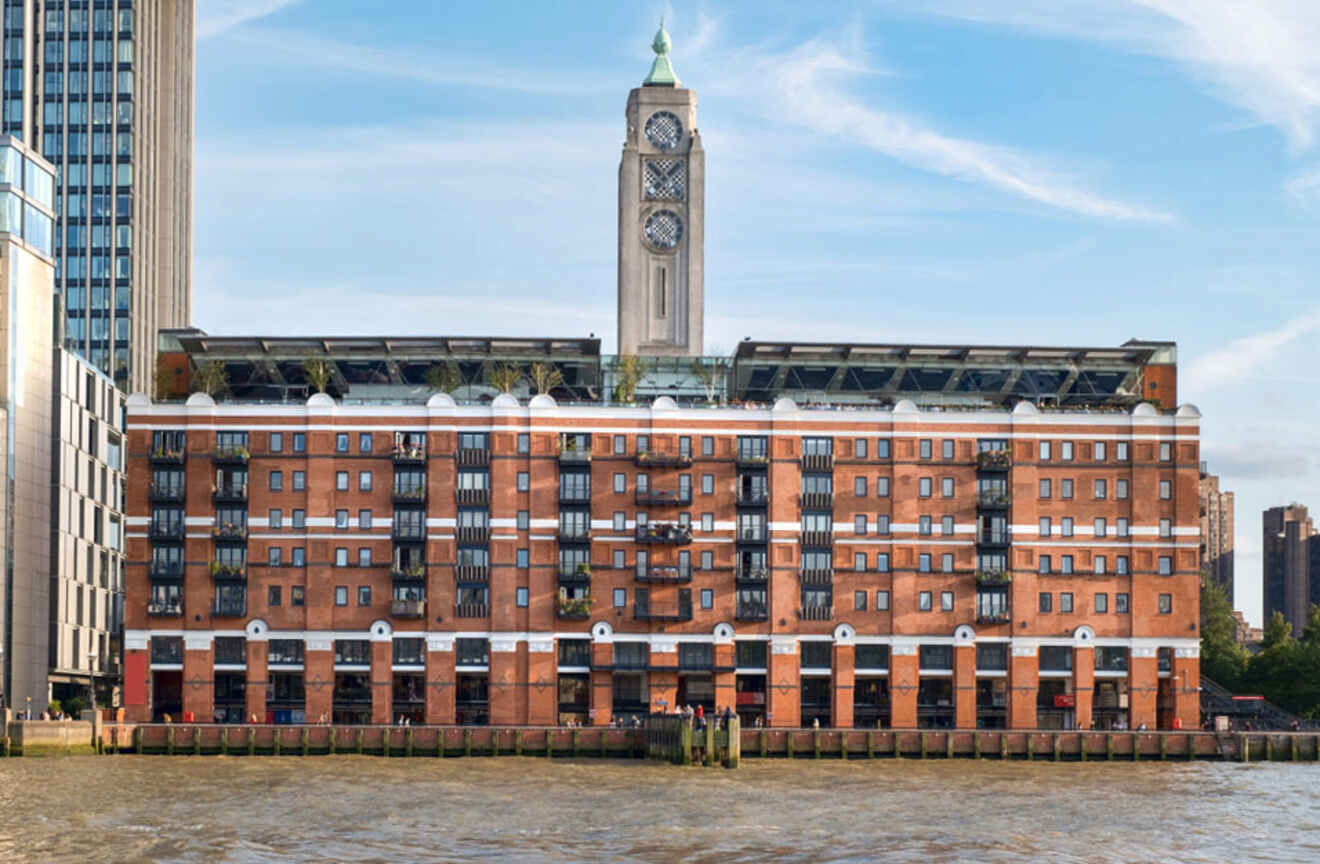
[0,756,1314,862]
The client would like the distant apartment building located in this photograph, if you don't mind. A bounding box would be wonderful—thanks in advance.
[1198,465,1234,603]
[1262,505,1320,636]
[1,0,195,392]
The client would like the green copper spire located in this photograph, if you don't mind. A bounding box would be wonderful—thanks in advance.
[643,20,679,87]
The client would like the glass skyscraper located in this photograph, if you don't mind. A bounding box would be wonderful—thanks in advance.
[1,0,192,392]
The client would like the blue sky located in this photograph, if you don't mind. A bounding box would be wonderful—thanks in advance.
[195,1,1320,625]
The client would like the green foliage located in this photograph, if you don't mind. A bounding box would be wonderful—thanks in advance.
[528,361,564,395]
[192,360,230,398]
[484,361,523,394]
[1199,580,1247,691]
[425,361,462,393]
[302,358,332,394]
[613,354,642,404]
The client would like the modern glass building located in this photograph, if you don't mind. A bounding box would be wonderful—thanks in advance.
[0,0,193,392]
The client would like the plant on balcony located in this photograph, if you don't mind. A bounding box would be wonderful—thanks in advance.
[575,562,591,577]
[425,360,462,393]
[213,444,250,460]
[394,485,425,500]
[485,361,523,394]
[977,449,1012,468]
[192,360,230,398]
[302,357,332,394]
[392,562,425,579]
[212,521,247,539]
[209,560,246,579]
[977,492,1011,507]
[529,361,564,395]
[613,354,642,404]
[976,569,1012,585]
[557,594,591,617]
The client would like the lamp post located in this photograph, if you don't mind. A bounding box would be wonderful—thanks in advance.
[87,652,98,721]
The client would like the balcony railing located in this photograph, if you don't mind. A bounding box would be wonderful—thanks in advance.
[211,445,250,465]
[558,565,592,583]
[392,524,426,543]
[635,523,692,545]
[391,564,426,582]
[736,490,768,506]
[976,529,1010,547]
[456,447,490,467]
[976,612,1012,625]
[798,605,833,621]
[212,524,248,542]
[557,596,591,619]
[736,603,769,621]
[392,486,427,505]
[800,530,833,548]
[148,522,185,542]
[634,451,692,468]
[212,484,248,503]
[558,488,592,504]
[147,600,183,617]
[391,599,426,618]
[392,445,426,465]
[148,483,184,503]
[735,452,770,468]
[455,564,490,582]
[799,568,833,586]
[149,447,186,465]
[634,603,693,622]
[976,449,1012,471]
[634,488,692,507]
[975,569,1012,586]
[149,561,184,581]
[456,525,490,544]
[976,491,1012,509]
[456,488,490,506]
[635,564,691,583]
[800,492,833,510]
[209,561,247,581]
[735,566,767,583]
[558,444,592,463]
[736,527,767,543]
[211,600,247,617]
[801,452,833,472]
[455,602,489,618]
[557,528,591,545]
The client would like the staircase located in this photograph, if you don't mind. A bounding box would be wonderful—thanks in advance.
[1200,676,1315,730]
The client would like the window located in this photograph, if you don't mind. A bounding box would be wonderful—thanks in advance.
[359,509,372,529]
[269,471,282,491]
[291,586,305,606]
[359,471,372,491]
[270,432,283,453]
[854,591,867,611]
[1117,518,1130,537]
[1094,479,1107,499]
[1095,593,1108,613]
[1039,517,1051,537]
[1039,479,1051,499]
[517,510,529,531]
[517,472,529,492]
[1059,592,1073,613]
[614,435,627,455]
[268,586,282,607]
[941,591,954,611]
[613,473,625,493]
[702,551,713,569]
[700,589,713,609]
[854,476,867,497]
[1094,555,1107,575]
[613,512,625,531]
[335,510,349,529]
[1159,518,1171,538]
[941,553,954,573]
[876,477,890,497]
[876,553,889,572]
[613,588,626,607]
[919,591,932,611]
[336,433,349,453]
[359,433,372,453]
[516,587,529,608]
[292,510,305,530]
[876,590,890,610]
[335,548,348,567]
[854,552,867,571]
[1040,441,1051,461]
[1159,556,1172,575]
[293,433,306,452]
[876,515,890,534]
[358,586,371,606]
[919,516,932,535]
[516,548,529,569]
[1061,555,1073,574]
[268,547,282,566]
[269,509,282,530]
[941,516,954,536]
[1159,593,1172,613]
[1116,479,1129,499]
[293,471,305,491]
[1061,479,1073,499]
[1060,441,1074,461]
[335,586,348,606]
[942,440,955,460]
[1094,518,1106,538]
[1159,480,1172,500]
[1039,592,1052,613]
[919,477,932,498]
[919,439,932,459]
[702,436,714,456]
[1094,441,1106,461]
[335,471,349,491]
[1117,556,1129,575]
[854,515,867,535]
[1116,441,1129,461]
[1116,593,1130,613]
[918,553,931,573]
[1061,518,1073,538]
[693,474,711,497]
[358,548,372,567]
[1039,555,1052,575]
[679,437,692,458]
[854,438,867,459]
[1159,442,1172,462]
[517,433,529,455]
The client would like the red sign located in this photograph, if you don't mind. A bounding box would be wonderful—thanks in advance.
[1054,694,1076,708]
[736,692,765,706]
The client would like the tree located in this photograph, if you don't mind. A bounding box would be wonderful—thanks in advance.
[484,361,523,394]
[1261,611,1294,651]
[690,358,722,404]
[302,358,332,394]
[613,354,642,404]
[425,361,462,394]
[528,361,564,395]
[192,360,229,398]
[1199,579,1248,691]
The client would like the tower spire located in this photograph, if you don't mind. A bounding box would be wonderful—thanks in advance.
[643,20,679,87]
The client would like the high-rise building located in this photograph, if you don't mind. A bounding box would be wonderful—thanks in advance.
[1,0,194,393]
[1198,464,1234,603]
[1262,504,1319,636]
[617,24,704,357]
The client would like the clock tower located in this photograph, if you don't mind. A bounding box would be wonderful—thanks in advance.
[617,23,704,356]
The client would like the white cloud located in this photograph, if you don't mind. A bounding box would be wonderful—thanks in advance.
[198,0,301,39]
[1286,165,1320,203]
[1183,307,1320,393]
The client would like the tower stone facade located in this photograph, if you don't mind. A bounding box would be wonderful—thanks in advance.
[617,25,704,356]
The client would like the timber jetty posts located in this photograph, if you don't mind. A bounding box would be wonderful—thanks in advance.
[6,717,1320,764]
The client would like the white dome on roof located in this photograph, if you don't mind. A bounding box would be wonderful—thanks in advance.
[529,394,557,409]
[1132,402,1157,417]
[772,397,797,412]
[1176,403,1201,418]
[491,393,519,410]
[426,392,457,409]
[651,396,678,410]
[892,399,919,414]
[1011,401,1039,415]
[184,392,214,407]
[306,392,334,407]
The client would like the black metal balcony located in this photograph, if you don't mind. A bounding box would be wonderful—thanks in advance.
[736,603,769,622]
[558,565,592,584]
[456,487,489,506]
[212,484,248,504]
[634,602,693,622]
[149,561,184,581]
[392,523,426,543]
[634,488,692,507]
[392,445,427,465]
[455,564,490,582]
[557,596,591,619]
[798,604,833,621]
[635,523,692,545]
[799,568,833,586]
[391,599,426,618]
[736,490,768,506]
[212,524,248,543]
[557,528,591,545]
[976,449,1012,472]
[211,599,247,617]
[558,444,592,464]
[976,612,1012,626]
[147,600,184,617]
[148,483,185,503]
[635,563,691,583]
[977,491,1012,509]
[801,452,833,472]
[456,525,490,544]
[800,529,833,548]
[211,445,249,465]
[148,522,185,542]
[634,450,692,469]
[456,447,490,467]
[209,562,247,581]
[735,451,771,469]
[800,492,833,510]
[558,488,592,504]
[975,569,1012,587]
[736,527,767,544]
[976,529,1011,548]
[455,602,489,618]
[149,447,186,466]
[391,564,426,582]
[392,485,427,505]
[735,566,767,583]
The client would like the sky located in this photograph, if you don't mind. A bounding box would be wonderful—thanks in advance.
[194,1,1320,626]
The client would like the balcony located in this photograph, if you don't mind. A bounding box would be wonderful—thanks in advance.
[735,451,770,469]
[799,568,833,586]
[557,528,591,545]
[635,564,691,583]
[975,569,1012,587]
[457,525,490,544]
[976,491,1012,509]
[211,445,250,465]
[212,484,248,504]
[801,452,833,472]
[798,605,833,621]
[976,449,1012,472]
[212,523,248,542]
[736,490,768,506]
[736,527,767,544]
[976,612,1012,626]
[147,600,184,617]
[558,488,592,505]
[148,553,184,577]
[209,561,247,581]
[211,599,247,617]
[800,492,833,510]
[455,602,489,618]
[391,599,426,618]
[976,529,1010,547]
[634,488,692,507]
[455,564,490,582]
[392,445,427,465]
[148,483,184,503]
[800,530,833,548]
[735,566,767,583]
[634,602,693,623]
[634,450,692,469]
[456,447,490,467]
[558,443,592,464]
[557,596,592,620]
[148,522,185,542]
[149,447,186,466]
[456,487,489,506]
[736,602,769,622]
[558,565,592,584]
[391,563,426,582]
[635,523,692,545]
[392,485,427,505]
[392,524,426,543]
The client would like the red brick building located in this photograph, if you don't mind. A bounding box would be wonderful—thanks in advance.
[124,346,1202,730]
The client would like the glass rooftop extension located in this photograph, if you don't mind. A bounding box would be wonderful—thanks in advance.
[157,329,1175,413]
